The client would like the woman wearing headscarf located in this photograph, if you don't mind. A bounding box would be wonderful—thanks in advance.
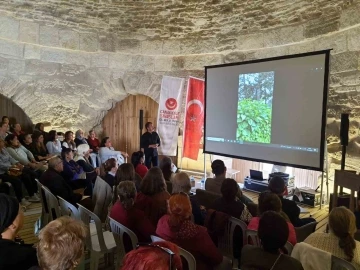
[0,194,38,269]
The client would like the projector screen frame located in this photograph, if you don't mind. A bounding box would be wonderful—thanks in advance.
[203,49,331,172]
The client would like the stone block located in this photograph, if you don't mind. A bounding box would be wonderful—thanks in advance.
[236,33,264,50]
[0,17,19,41]
[25,60,60,76]
[40,26,59,47]
[116,39,141,54]
[331,52,359,73]
[163,39,181,55]
[340,4,360,28]
[288,41,316,55]
[24,44,41,60]
[347,27,360,52]
[19,21,39,44]
[314,32,347,54]
[131,55,154,72]
[91,53,109,67]
[40,48,67,63]
[180,39,201,55]
[109,54,133,70]
[224,52,246,64]
[0,40,24,58]
[154,56,172,71]
[141,40,163,55]
[59,30,79,50]
[254,46,289,60]
[80,32,98,52]
[171,56,185,71]
[183,54,224,70]
[8,59,25,75]
[304,17,340,38]
[263,25,304,47]
[65,51,91,67]
[0,57,8,71]
[99,34,116,52]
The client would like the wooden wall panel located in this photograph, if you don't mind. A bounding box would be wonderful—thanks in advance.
[0,93,33,132]
[102,95,159,161]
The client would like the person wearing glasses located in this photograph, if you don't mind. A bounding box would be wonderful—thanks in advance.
[110,181,155,251]
[121,240,182,270]
[156,193,229,270]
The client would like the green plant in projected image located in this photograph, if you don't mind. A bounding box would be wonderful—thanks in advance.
[237,99,271,143]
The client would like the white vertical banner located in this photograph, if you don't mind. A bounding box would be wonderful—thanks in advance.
[157,76,184,156]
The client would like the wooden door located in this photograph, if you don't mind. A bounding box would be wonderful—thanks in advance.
[102,95,159,159]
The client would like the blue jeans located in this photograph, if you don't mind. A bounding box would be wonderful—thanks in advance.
[145,155,158,169]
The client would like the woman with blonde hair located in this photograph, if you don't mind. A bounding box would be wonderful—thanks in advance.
[305,206,360,268]
[135,167,170,226]
[172,172,204,225]
[35,216,87,270]
[156,193,225,270]
[110,181,155,248]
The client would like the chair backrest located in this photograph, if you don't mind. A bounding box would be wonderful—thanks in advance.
[195,189,221,209]
[77,203,108,252]
[109,217,138,263]
[295,222,318,242]
[246,229,260,246]
[41,185,60,221]
[332,255,356,270]
[58,196,80,220]
[150,235,196,270]
[218,216,247,259]
[284,241,294,255]
[35,179,49,213]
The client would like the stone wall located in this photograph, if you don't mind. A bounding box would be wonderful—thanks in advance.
[0,0,360,172]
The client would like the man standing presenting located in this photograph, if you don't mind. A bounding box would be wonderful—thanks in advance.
[140,122,161,169]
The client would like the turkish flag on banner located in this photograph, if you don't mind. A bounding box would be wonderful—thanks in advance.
[183,77,205,160]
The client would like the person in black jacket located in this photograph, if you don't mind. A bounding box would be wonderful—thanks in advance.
[269,176,316,227]
[140,122,160,169]
[0,193,38,270]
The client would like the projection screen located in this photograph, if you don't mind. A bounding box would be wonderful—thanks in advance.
[204,50,330,171]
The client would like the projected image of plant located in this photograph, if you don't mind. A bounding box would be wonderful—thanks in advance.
[237,72,274,144]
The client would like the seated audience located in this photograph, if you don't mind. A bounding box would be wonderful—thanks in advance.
[0,122,9,140]
[0,194,38,269]
[35,217,87,270]
[103,158,117,188]
[61,149,93,196]
[46,130,62,155]
[206,159,252,206]
[304,206,360,268]
[34,123,49,143]
[248,191,296,246]
[31,131,55,162]
[172,172,204,225]
[1,137,40,202]
[241,211,304,270]
[211,178,252,223]
[19,133,32,150]
[75,144,98,183]
[135,167,170,226]
[87,129,100,153]
[0,138,34,205]
[121,240,182,270]
[269,176,315,227]
[11,123,24,137]
[115,163,142,191]
[99,136,128,165]
[74,129,88,147]
[40,157,82,207]
[131,151,148,179]
[62,131,77,151]
[156,193,224,270]
[159,156,175,182]
[110,181,155,247]
[1,116,9,125]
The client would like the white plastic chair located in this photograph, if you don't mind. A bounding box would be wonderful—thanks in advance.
[77,204,116,270]
[217,216,246,267]
[151,235,197,270]
[57,196,80,220]
[246,229,260,246]
[284,241,294,255]
[41,185,61,221]
[109,217,138,269]
[34,179,49,232]
[332,255,356,270]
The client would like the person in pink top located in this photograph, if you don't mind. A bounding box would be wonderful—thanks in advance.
[248,191,297,246]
